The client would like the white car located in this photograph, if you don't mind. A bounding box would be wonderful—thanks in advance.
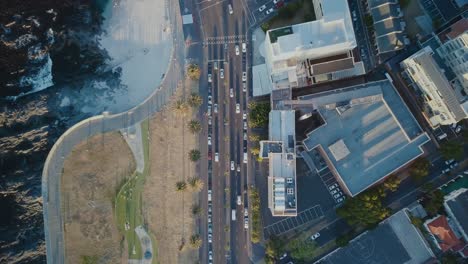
[310,233,320,240]
[243,113,247,120]
[328,184,336,190]
[208,136,212,145]
[266,8,274,15]
[242,71,247,81]
[445,159,455,165]
[207,105,212,115]
[231,161,235,171]
[237,195,242,205]
[244,121,247,130]
[336,197,344,203]
[455,125,462,133]
[237,165,241,172]
[208,233,213,243]
[208,190,212,201]
[208,215,212,223]
[236,103,240,113]
[208,116,212,125]
[442,168,450,174]
[208,73,212,83]
[214,103,218,113]
[230,88,234,98]
[215,152,219,162]
[220,68,224,79]
[209,251,213,260]
[330,189,338,195]
[235,45,240,55]
[244,208,248,217]
[242,42,246,53]
[258,5,266,12]
[228,4,233,14]
[280,253,287,260]
[244,217,249,229]
[333,193,341,199]
[244,132,247,140]
[242,82,247,92]
[208,95,212,105]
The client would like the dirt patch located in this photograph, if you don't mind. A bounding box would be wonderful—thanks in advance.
[143,80,200,263]
[61,132,135,264]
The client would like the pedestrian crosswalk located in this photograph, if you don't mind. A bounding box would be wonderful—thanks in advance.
[203,35,248,45]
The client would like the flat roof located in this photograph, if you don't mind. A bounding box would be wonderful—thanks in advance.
[300,80,429,196]
[368,1,406,54]
[316,209,434,264]
[445,188,468,239]
[252,63,272,96]
[269,110,296,145]
[265,0,355,60]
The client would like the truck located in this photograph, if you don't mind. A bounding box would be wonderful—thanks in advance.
[231,209,236,221]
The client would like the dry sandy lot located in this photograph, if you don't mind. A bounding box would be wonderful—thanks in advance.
[61,132,136,264]
[143,81,200,264]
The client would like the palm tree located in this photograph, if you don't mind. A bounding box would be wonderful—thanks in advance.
[189,149,201,161]
[192,204,202,216]
[188,177,204,192]
[187,64,201,80]
[188,93,203,108]
[189,234,202,248]
[173,100,189,116]
[175,181,187,192]
[188,120,202,134]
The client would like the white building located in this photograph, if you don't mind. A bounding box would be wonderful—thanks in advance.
[260,110,297,216]
[254,0,365,96]
[401,46,467,128]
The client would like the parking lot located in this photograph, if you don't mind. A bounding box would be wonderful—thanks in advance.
[257,157,346,239]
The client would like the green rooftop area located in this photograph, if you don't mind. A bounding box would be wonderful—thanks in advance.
[269,26,293,43]
[440,175,468,195]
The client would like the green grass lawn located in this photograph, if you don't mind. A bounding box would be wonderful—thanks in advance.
[114,120,157,261]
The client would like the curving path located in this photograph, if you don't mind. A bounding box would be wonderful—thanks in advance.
[41,0,186,262]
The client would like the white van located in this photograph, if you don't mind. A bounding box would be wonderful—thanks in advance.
[231,209,236,221]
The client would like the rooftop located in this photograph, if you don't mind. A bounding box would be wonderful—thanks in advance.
[299,80,429,196]
[425,215,465,252]
[444,188,468,241]
[265,0,355,61]
[316,209,435,264]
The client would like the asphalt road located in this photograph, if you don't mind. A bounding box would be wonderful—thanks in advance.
[196,0,253,263]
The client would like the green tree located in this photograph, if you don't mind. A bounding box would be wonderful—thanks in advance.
[250,188,262,243]
[188,93,203,108]
[440,140,464,160]
[441,252,460,264]
[188,120,202,134]
[187,64,201,80]
[175,181,187,192]
[422,190,444,215]
[409,158,430,182]
[189,149,201,162]
[250,146,260,156]
[189,234,202,248]
[336,231,353,247]
[188,177,204,192]
[336,187,390,227]
[192,204,202,216]
[81,256,98,264]
[410,215,423,229]
[383,175,401,192]
[288,238,316,262]
[249,133,261,142]
[249,102,271,128]
[364,14,374,27]
[265,235,285,262]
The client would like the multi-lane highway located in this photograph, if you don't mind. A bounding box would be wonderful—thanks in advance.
[196,0,253,263]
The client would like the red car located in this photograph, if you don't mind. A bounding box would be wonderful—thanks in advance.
[208,150,212,160]
[275,0,284,9]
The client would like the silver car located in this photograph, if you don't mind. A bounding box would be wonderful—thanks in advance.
[230,88,234,98]
[220,68,224,79]
[242,71,247,81]
[258,5,266,12]
[231,161,235,171]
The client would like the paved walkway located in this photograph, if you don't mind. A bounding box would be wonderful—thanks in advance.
[128,226,154,264]
[121,124,145,173]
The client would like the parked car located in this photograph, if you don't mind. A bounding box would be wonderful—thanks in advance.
[207,105,212,115]
[336,197,344,203]
[328,184,336,190]
[330,189,338,195]
[235,45,240,55]
[266,8,274,15]
[208,73,212,83]
[208,136,212,145]
[242,42,246,53]
[333,193,341,199]
[237,165,241,172]
[244,121,247,130]
[242,71,247,81]
[279,253,287,260]
[450,162,459,169]
[228,4,233,14]
[208,95,212,105]
[209,251,213,261]
[220,68,224,79]
[242,82,247,92]
[310,233,320,240]
[445,159,455,165]
[243,113,247,120]
[208,150,212,160]
[244,132,247,140]
[455,125,462,133]
[442,168,450,174]
[215,152,219,162]
[208,116,212,125]
[258,5,266,12]
[230,88,234,98]
[208,190,212,201]
[208,233,213,243]
[236,103,240,113]
[214,103,218,113]
[231,161,235,171]
[244,217,249,229]
[244,208,248,217]
[237,195,242,205]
